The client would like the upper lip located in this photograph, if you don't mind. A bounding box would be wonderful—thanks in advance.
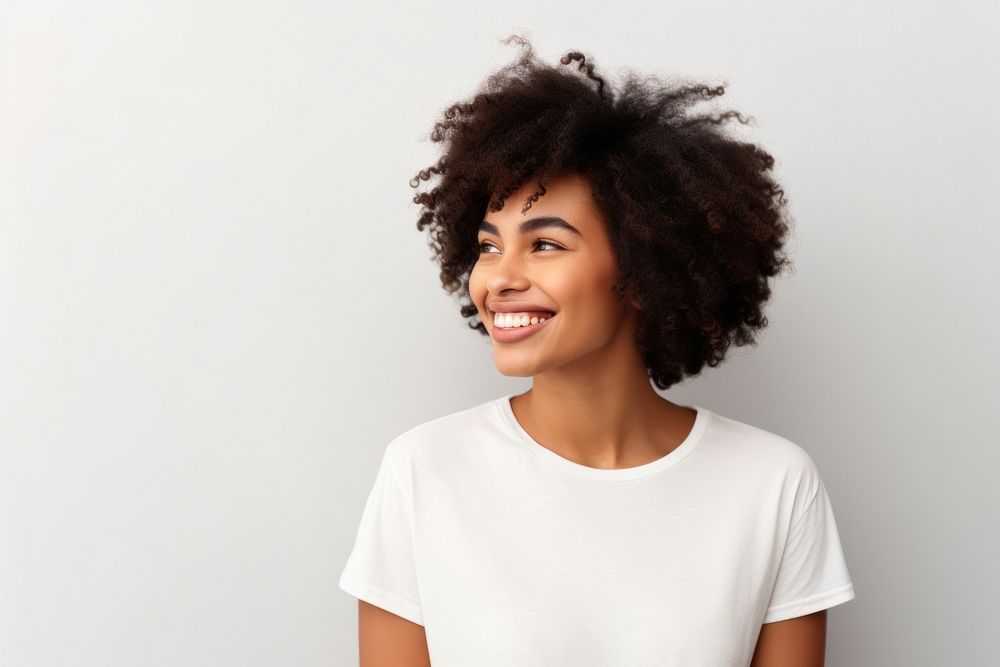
[487,301,558,314]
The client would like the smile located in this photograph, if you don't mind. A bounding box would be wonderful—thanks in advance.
[489,312,556,343]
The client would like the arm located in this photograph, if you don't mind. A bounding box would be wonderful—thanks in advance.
[358,599,432,667]
[750,609,827,667]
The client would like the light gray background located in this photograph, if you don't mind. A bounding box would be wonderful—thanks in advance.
[2,1,997,665]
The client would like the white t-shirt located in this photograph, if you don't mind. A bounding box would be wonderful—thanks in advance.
[339,393,855,666]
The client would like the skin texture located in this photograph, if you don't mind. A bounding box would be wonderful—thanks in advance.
[750,610,827,666]
[469,171,698,469]
[357,171,824,663]
[358,600,431,667]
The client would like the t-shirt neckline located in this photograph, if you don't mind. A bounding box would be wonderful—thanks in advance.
[495,393,711,482]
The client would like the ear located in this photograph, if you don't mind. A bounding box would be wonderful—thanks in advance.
[625,282,643,312]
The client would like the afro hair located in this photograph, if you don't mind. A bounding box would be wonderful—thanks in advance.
[410,34,793,391]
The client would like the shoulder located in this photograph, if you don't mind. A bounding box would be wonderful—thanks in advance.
[381,395,504,476]
[701,408,824,504]
[705,409,816,467]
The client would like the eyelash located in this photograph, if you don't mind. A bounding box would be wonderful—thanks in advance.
[477,239,563,254]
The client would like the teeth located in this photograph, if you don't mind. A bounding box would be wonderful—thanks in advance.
[493,312,552,328]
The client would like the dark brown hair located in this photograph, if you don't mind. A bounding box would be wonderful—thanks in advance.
[410,35,793,390]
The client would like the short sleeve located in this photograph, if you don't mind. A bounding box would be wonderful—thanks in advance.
[763,472,856,623]
[338,442,423,625]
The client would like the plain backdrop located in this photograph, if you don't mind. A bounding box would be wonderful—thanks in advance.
[2,1,997,665]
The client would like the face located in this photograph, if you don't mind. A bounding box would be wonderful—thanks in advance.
[469,171,639,379]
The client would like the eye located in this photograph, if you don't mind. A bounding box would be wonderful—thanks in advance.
[477,239,564,254]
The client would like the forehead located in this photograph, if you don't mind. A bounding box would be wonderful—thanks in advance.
[480,172,601,236]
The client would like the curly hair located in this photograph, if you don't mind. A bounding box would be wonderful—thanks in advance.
[410,34,793,391]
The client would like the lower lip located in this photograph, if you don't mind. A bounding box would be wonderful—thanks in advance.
[490,313,556,343]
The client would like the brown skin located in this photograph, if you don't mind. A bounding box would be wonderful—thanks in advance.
[357,170,825,663]
[751,610,827,666]
[471,171,696,468]
[358,600,431,667]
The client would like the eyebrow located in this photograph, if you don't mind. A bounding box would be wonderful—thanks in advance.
[478,216,582,237]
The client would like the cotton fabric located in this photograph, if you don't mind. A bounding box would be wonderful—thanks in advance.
[339,394,855,665]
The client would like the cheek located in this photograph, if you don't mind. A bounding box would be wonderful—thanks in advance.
[468,265,487,308]
[550,256,617,305]
[554,266,622,331]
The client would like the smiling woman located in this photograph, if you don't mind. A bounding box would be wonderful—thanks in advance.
[470,173,636,380]
[339,33,855,666]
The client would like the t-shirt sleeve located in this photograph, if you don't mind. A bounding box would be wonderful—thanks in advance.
[338,441,423,626]
[762,466,856,624]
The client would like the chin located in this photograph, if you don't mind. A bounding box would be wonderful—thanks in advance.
[493,364,536,378]
[493,357,550,378]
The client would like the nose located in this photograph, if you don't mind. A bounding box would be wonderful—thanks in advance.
[483,251,533,297]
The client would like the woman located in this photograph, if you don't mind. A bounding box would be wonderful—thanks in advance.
[339,35,855,666]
